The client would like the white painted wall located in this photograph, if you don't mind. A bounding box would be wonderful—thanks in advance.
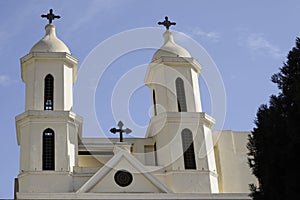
[145,57,202,116]
[213,130,258,193]
[20,52,78,111]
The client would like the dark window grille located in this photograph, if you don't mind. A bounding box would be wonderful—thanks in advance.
[44,74,54,110]
[181,129,196,169]
[154,142,158,166]
[114,170,133,187]
[175,78,187,112]
[153,90,157,116]
[43,128,55,170]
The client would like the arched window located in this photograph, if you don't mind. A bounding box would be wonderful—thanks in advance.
[154,142,158,166]
[44,74,54,110]
[153,90,157,116]
[43,128,55,170]
[175,78,187,112]
[181,129,196,169]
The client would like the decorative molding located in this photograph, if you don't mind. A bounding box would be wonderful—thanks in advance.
[76,150,171,193]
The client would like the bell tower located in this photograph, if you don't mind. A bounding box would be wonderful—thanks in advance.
[15,9,82,193]
[145,17,219,193]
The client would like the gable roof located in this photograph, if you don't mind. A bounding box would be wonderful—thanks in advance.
[76,150,171,193]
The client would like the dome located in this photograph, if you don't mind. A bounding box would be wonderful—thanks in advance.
[152,30,191,61]
[30,24,70,54]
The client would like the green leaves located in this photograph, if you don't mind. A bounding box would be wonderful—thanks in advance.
[247,37,300,200]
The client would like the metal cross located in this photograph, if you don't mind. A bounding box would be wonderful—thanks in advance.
[41,9,61,24]
[158,16,176,30]
[110,121,132,142]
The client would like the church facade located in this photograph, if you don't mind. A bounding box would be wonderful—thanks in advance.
[14,11,256,200]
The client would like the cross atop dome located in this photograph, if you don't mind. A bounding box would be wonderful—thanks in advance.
[41,9,60,24]
[158,16,176,30]
[30,9,70,54]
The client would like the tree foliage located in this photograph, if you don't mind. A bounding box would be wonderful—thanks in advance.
[247,38,300,200]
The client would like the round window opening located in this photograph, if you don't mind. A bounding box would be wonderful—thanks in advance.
[114,170,133,187]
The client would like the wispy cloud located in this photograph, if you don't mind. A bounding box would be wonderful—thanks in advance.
[193,29,221,40]
[67,0,122,33]
[0,74,16,87]
[186,27,222,42]
[238,31,284,59]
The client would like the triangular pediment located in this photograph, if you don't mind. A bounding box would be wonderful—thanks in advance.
[76,149,170,193]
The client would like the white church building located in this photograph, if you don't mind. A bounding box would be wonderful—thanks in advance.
[14,10,256,200]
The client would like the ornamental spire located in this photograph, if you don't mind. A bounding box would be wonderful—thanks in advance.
[110,121,132,142]
[158,16,176,30]
[41,9,61,24]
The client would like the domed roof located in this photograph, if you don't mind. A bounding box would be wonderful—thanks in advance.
[30,24,70,54]
[152,30,191,61]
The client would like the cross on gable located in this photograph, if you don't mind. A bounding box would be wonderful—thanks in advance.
[158,16,176,30]
[41,9,61,24]
[110,121,132,142]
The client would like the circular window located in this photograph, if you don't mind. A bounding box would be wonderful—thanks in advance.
[114,170,133,187]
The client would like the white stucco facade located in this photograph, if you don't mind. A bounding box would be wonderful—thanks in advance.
[14,20,255,200]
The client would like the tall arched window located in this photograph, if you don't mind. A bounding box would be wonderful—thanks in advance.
[43,128,55,170]
[175,77,187,112]
[154,142,158,166]
[44,74,54,110]
[153,90,157,116]
[181,129,196,169]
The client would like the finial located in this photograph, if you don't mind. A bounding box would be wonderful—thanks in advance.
[158,16,176,30]
[110,121,132,142]
[41,9,61,24]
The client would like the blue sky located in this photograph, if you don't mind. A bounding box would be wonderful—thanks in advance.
[1,0,300,198]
